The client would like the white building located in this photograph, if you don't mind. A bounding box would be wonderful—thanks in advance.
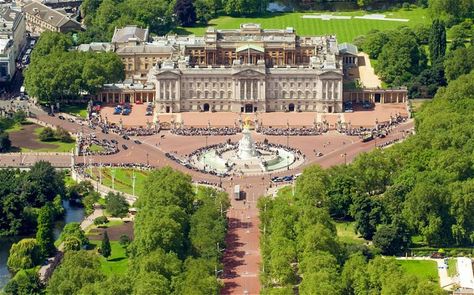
[0,5,26,82]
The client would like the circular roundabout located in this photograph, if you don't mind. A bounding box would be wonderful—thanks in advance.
[188,125,305,176]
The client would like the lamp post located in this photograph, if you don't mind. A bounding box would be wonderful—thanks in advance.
[342,152,347,165]
[112,169,116,190]
[132,172,136,197]
[146,152,149,166]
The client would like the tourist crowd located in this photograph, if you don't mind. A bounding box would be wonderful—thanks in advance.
[171,127,241,136]
[256,127,325,136]
[77,134,119,156]
[338,114,408,138]
[89,115,160,137]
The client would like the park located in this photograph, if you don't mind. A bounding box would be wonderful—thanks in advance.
[1,0,474,294]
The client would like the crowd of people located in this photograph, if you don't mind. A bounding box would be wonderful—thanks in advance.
[256,127,325,136]
[171,127,241,136]
[89,115,160,137]
[338,114,408,138]
[77,134,119,156]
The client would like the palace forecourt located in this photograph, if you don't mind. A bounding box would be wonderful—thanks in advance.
[89,24,407,115]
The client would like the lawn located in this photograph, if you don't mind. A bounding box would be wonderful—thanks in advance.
[335,221,367,245]
[88,144,105,153]
[178,8,430,43]
[61,103,88,118]
[85,219,124,235]
[25,127,76,153]
[89,167,149,195]
[89,240,128,275]
[398,260,439,283]
[447,258,457,277]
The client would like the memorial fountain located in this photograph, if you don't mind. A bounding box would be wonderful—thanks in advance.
[191,118,303,175]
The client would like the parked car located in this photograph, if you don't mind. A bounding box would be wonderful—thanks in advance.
[111,139,118,144]
[122,135,130,140]
[122,144,128,150]
[134,140,141,144]
[58,115,65,120]
[122,108,131,115]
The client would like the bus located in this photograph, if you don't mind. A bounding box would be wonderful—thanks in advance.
[234,185,241,200]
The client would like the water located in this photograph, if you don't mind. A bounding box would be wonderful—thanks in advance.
[0,200,85,289]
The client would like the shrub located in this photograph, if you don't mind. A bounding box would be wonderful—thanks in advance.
[39,127,55,142]
[94,216,108,226]
[55,127,73,143]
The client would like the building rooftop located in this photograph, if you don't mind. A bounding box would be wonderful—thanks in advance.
[23,1,81,28]
[112,26,149,44]
[338,43,358,55]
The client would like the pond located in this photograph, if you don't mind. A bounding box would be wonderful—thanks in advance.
[0,200,85,289]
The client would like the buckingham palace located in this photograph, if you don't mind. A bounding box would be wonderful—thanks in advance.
[93,24,349,113]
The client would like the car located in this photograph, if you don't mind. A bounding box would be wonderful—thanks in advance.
[67,118,75,123]
[122,135,129,140]
[146,110,153,116]
[111,139,118,144]
[135,100,143,104]
[122,108,131,115]
[282,176,293,182]
[113,108,122,115]
[134,140,141,144]
[47,112,55,117]
[58,115,65,120]
[316,152,323,157]
[122,144,128,150]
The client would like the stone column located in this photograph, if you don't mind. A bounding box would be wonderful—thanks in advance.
[157,81,161,100]
[175,79,180,101]
[257,80,260,100]
[244,80,247,100]
[250,80,254,100]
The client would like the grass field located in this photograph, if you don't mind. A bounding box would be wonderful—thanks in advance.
[89,240,128,275]
[178,8,430,43]
[61,104,88,118]
[89,167,149,195]
[398,260,438,283]
[447,258,457,277]
[335,221,367,245]
[26,127,76,152]
[88,144,105,153]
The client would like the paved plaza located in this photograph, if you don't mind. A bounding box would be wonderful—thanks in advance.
[0,104,414,295]
[100,103,408,129]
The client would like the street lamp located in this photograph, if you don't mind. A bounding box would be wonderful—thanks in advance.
[132,172,136,197]
[341,152,347,165]
[146,152,149,166]
[112,169,116,190]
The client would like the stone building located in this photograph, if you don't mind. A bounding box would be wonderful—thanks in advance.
[22,1,82,35]
[0,5,26,82]
[99,24,344,113]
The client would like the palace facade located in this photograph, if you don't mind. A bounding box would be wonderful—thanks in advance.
[95,24,404,114]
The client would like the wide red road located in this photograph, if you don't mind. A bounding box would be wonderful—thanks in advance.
[27,108,414,295]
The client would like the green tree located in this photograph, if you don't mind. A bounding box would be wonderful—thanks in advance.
[27,160,65,205]
[47,250,105,295]
[38,127,55,141]
[101,231,111,259]
[94,216,108,226]
[59,222,88,247]
[373,223,411,255]
[428,19,447,63]
[4,269,43,295]
[444,46,474,81]
[7,238,42,273]
[0,132,11,152]
[173,258,221,295]
[36,204,55,257]
[105,192,129,218]
[174,0,197,27]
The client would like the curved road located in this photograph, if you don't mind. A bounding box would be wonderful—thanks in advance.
[27,107,414,295]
